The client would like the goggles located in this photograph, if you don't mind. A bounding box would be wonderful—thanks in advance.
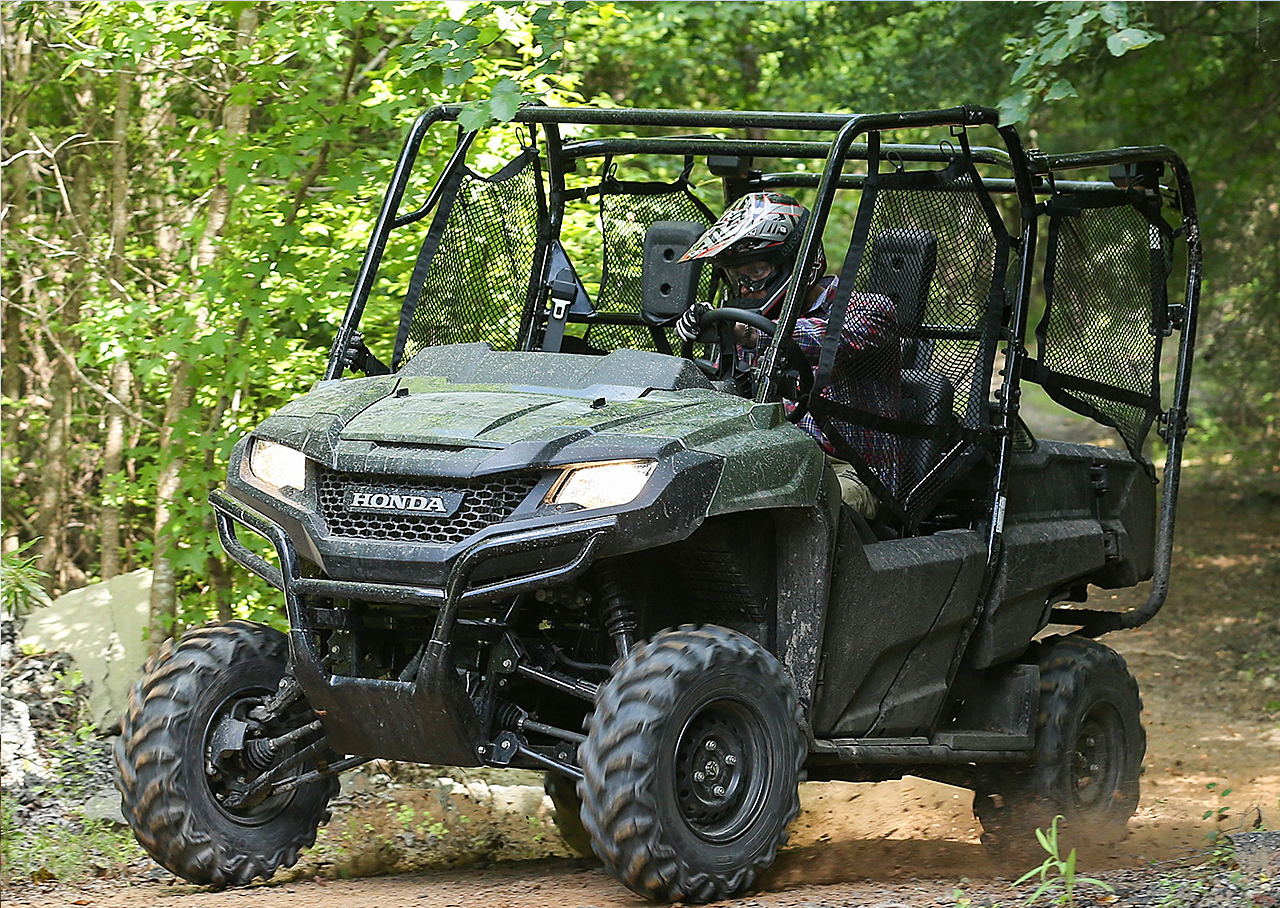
[724,259,777,296]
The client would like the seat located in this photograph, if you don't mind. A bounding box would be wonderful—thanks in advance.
[899,368,956,498]
[867,228,938,371]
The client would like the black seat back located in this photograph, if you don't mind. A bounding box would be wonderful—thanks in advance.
[867,228,938,370]
[899,368,955,497]
[866,228,957,504]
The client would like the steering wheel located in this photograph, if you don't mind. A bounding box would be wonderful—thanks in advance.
[680,307,814,417]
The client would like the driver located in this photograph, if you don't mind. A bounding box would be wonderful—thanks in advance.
[675,191,901,518]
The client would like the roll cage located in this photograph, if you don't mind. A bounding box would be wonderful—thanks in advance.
[323,104,1201,637]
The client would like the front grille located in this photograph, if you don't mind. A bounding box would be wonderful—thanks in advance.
[316,471,541,545]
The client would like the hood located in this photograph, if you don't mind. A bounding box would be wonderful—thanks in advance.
[254,374,766,473]
[341,386,714,447]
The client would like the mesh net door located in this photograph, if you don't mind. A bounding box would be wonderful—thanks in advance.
[394,150,544,367]
[1029,192,1173,469]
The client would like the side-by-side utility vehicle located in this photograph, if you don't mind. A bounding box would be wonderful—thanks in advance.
[115,104,1201,902]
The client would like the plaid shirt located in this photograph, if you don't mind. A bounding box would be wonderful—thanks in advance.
[786,278,903,495]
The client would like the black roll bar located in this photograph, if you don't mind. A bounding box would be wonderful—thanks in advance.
[1040,146,1202,636]
[325,109,444,381]
[559,137,1015,168]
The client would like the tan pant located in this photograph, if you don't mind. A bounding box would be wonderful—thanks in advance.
[828,457,881,519]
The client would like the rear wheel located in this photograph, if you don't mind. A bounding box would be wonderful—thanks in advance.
[579,625,805,903]
[975,637,1144,852]
[114,620,338,886]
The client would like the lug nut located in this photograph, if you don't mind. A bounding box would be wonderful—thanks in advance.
[712,785,726,798]
[705,740,717,751]
[693,771,705,782]
[724,754,737,766]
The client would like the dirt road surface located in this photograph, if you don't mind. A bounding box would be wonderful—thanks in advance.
[5,467,1277,908]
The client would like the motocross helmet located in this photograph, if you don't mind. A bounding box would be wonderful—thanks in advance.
[679,191,826,316]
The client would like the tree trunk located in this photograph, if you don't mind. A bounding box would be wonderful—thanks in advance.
[101,360,133,578]
[149,6,257,646]
[194,7,257,271]
[1,23,34,554]
[35,86,94,593]
[148,360,192,647]
[102,67,134,580]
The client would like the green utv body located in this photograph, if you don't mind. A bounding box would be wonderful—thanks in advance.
[114,105,1201,902]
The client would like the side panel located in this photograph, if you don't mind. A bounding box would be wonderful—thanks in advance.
[812,520,986,737]
[969,441,1157,668]
[646,475,841,723]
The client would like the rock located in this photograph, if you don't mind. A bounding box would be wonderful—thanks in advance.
[1227,830,1279,876]
[80,788,128,827]
[1,693,52,790]
[18,569,152,729]
[1,612,17,665]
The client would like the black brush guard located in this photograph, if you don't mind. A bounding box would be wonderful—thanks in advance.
[210,488,614,763]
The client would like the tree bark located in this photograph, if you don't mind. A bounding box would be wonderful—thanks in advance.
[102,66,134,580]
[148,360,192,647]
[149,6,257,647]
[2,20,33,556]
[35,85,95,594]
[194,7,257,271]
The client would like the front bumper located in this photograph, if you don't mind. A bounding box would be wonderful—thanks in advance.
[210,489,616,763]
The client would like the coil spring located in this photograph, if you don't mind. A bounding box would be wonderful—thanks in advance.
[596,562,637,657]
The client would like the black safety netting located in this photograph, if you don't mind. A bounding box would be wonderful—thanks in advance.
[808,155,1009,523]
[567,173,714,353]
[1028,194,1172,467]
[394,151,543,367]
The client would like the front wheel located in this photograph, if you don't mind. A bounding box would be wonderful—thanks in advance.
[114,620,338,886]
[579,625,805,903]
[544,771,595,859]
[974,637,1145,852]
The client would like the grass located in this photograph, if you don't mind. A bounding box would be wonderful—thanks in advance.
[0,790,143,885]
[1012,816,1114,907]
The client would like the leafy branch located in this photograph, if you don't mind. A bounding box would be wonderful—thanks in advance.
[1000,1,1164,124]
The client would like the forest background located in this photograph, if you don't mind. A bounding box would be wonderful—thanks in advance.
[2,0,1277,642]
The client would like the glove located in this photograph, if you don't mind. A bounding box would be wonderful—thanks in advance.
[675,302,713,344]
[341,331,390,376]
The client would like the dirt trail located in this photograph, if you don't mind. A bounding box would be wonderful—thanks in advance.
[6,469,1278,908]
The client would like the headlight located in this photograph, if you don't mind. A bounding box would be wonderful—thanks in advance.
[547,460,656,511]
[249,439,308,492]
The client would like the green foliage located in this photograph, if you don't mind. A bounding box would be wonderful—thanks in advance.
[0,793,143,885]
[1000,2,1163,124]
[3,0,1276,627]
[1012,815,1114,906]
[1201,781,1233,826]
[0,539,53,617]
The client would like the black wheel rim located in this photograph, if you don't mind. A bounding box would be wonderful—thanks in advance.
[674,696,771,842]
[203,685,297,825]
[1070,701,1124,812]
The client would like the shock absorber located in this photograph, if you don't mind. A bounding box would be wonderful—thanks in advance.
[596,561,637,660]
